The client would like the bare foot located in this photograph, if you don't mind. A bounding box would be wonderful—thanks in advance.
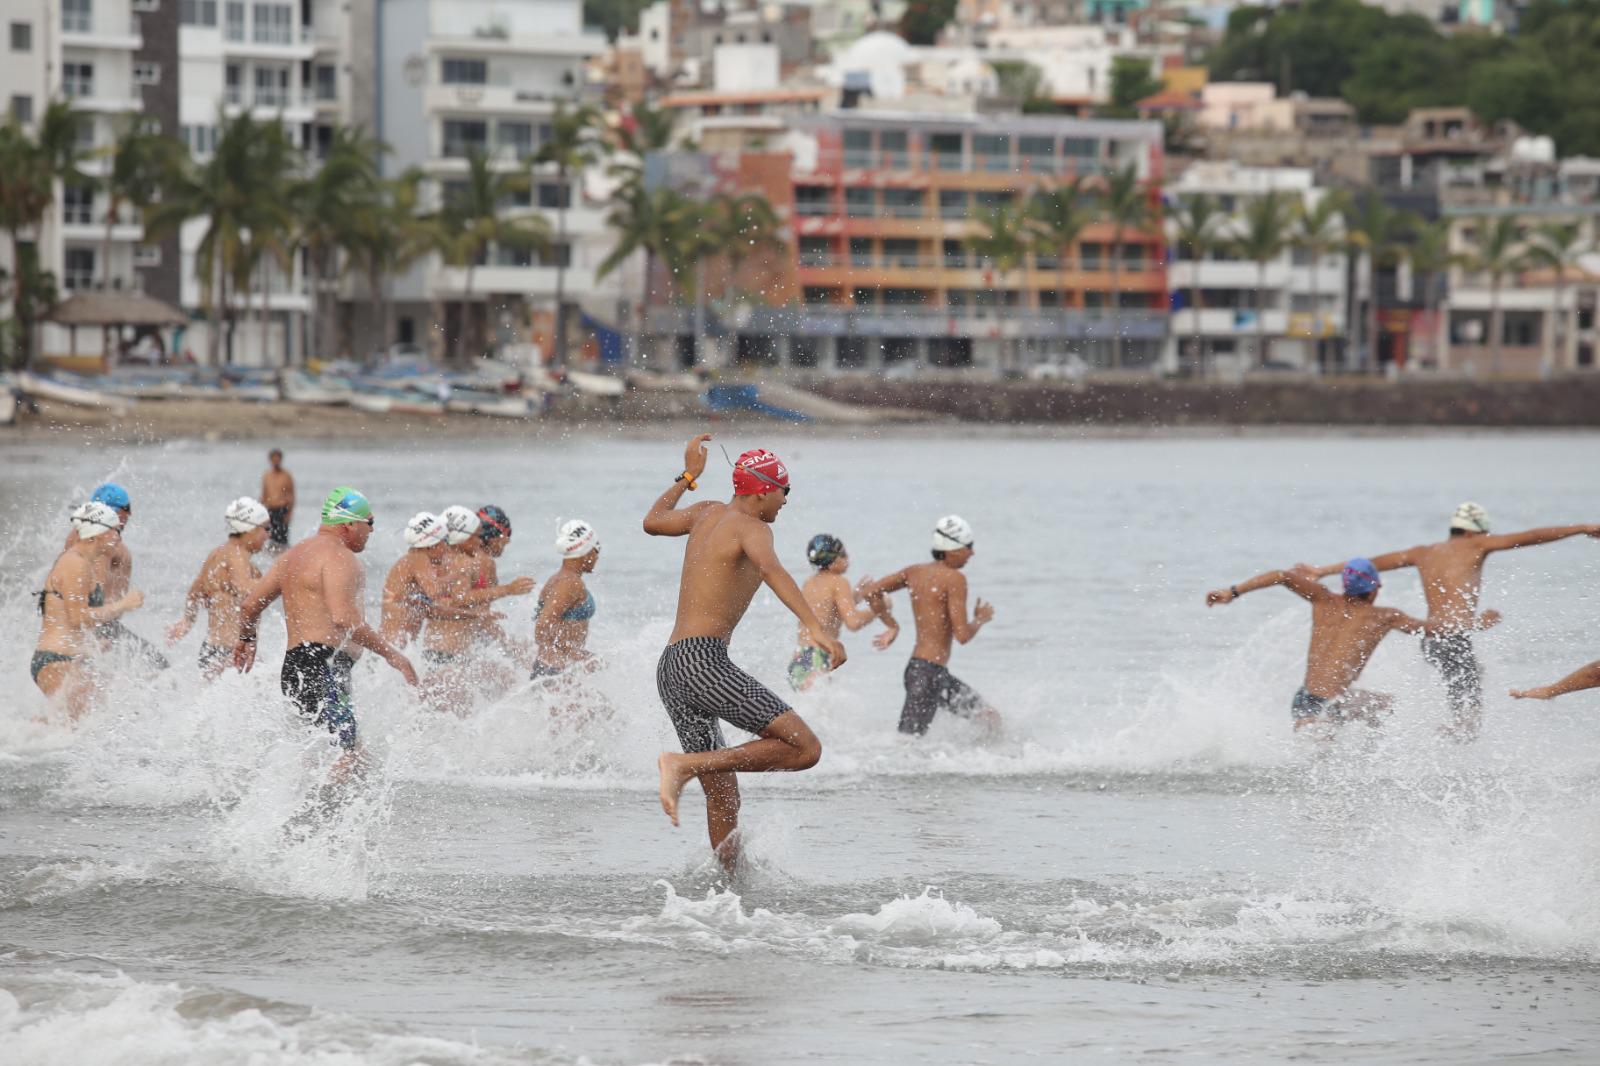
[657,752,694,827]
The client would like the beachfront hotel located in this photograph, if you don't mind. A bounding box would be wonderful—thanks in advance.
[645,109,1168,373]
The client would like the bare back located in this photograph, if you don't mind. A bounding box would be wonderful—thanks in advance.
[423,547,488,654]
[380,551,433,644]
[1303,597,1416,699]
[198,540,260,646]
[36,548,99,656]
[669,502,770,643]
[904,562,965,665]
[1403,539,1490,631]
[798,572,848,643]
[276,534,363,655]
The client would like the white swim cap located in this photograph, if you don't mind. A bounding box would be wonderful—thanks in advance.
[932,514,974,552]
[440,504,481,546]
[71,501,122,540]
[1450,501,1490,534]
[225,496,270,535]
[556,519,600,559]
[404,511,447,549]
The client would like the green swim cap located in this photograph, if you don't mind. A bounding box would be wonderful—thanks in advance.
[321,486,372,526]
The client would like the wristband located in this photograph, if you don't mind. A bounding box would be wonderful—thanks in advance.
[675,472,697,491]
[1231,585,1239,598]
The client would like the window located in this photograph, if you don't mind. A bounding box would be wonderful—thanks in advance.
[63,62,94,98]
[441,58,487,85]
[794,185,832,216]
[973,134,1011,171]
[441,119,487,157]
[495,244,533,267]
[1063,137,1098,157]
[1020,135,1054,166]
[882,188,924,218]
[845,186,874,218]
[182,123,217,155]
[134,244,162,267]
[10,21,31,52]
[10,94,32,123]
[181,0,218,25]
[254,66,289,106]
[882,238,918,266]
[929,132,962,169]
[252,3,291,43]
[974,190,1014,210]
[314,64,336,101]
[538,244,572,268]
[496,120,532,158]
[133,62,160,85]
[224,63,241,103]
[942,238,966,267]
[843,129,871,167]
[64,247,97,290]
[939,189,968,219]
[802,286,836,305]
[537,182,571,209]
[224,0,243,39]
[798,237,831,266]
[879,130,908,167]
[63,185,95,225]
[849,237,873,266]
[62,0,91,34]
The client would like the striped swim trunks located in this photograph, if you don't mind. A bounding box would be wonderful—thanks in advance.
[656,636,791,753]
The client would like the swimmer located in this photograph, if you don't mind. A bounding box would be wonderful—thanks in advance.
[32,502,145,720]
[1207,559,1501,738]
[378,512,492,647]
[261,449,295,550]
[859,516,1000,737]
[1511,660,1600,702]
[531,520,601,680]
[645,435,843,874]
[787,534,899,692]
[1312,504,1599,739]
[234,487,418,783]
[167,497,271,678]
[67,482,168,670]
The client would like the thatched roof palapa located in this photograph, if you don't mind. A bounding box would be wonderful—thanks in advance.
[47,291,187,328]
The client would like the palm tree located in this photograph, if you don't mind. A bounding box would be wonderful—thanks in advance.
[1341,193,1411,372]
[1028,176,1095,321]
[1099,165,1153,370]
[296,125,383,361]
[967,201,1033,374]
[534,102,601,368]
[1231,190,1295,369]
[146,109,299,364]
[1293,189,1346,372]
[610,101,678,189]
[1460,215,1528,377]
[1404,218,1457,368]
[596,183,697,365]
[430,151,550,363]
[1164,192,1223,375]
[685,192,785,365]
[0,103,89,367]
[101,118,182,302]
[1526,221,1586,374]
[350,167,431,357]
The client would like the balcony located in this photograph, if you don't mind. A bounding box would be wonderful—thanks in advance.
[221,22,316,58]
[646,304,1169,341]
[61,13,142,49]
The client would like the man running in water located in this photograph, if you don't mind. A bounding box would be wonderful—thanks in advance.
[168,497,271,678]
[234,488,417,781]
[1312,502,1599,738]
[261,449,295,550]
[788,534,898,692]
[33,502,145,720]
[1511,660,1600,702]
[860,516,999,737]
[1207,558,1501,736]
[67,483,168,670]
[645,434,844,874]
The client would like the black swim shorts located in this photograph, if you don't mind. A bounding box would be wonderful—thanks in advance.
[655,637,790,753]
[899,658,985,736]
[198,641,230,674]
[281,642,358,751]
[268,507,290,546]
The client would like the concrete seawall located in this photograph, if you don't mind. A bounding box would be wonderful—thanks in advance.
[807,377,1600,427]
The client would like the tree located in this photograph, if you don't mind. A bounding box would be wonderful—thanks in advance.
[610,101,678,190]
[1341,192,1412,372]
[1231,190,1296,369]
[1028,177,1095,320]
[349,167,432,356]
[0,118,58,368]
[295,125,383,361]
[1165,192,1225,375]
[899,0,957,45]
[430,152,550,363]
[1526,221,1586,374]
[1099,165,1153,369]
[1292,189,1346,372]
[967,201,1033,373]
[596,183,697,364]
[992,60,1048,110]
[1460,214,1527,377]
[1403,217,1458,367]
[102,118,183,311]
[584,0,650,41]
[534,102,602,367]
[1102,56,1162,119]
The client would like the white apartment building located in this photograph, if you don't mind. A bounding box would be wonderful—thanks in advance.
[376,0,619,361]
[1164,162,1349,374]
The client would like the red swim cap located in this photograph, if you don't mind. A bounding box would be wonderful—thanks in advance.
[732,448,789,496]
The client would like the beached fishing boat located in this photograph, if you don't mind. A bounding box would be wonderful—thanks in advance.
[0,376,17,426]
[445,392,537,419]
[17,371,132,413]
[566,370,626,397]
[280,370,352,406]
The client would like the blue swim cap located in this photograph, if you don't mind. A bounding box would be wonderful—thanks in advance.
[91,482,131,511]
[1342,557,1382,597]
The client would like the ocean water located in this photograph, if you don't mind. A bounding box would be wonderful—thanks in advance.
[2,428,1598,1064]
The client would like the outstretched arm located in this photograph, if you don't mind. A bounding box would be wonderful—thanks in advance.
[1310,548,1415,579]
[745,524,846,666]
[325,553,417,685]
[642,433,714,536]
[947,574,992,645]
[1511,660,1600,701]
[1207,565,1326,606]
[833,579,879,632]
[856,572,903,649]
[167,564,211,641]
[1482,523,1600,554]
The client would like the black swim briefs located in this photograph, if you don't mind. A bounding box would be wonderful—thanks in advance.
[281,642,358,751]
[655,637,790,753]
[899,658,985,736]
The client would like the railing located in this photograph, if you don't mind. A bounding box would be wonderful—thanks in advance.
[795,201,833,216]
[797,253,1165,274]
[62,10,92,33]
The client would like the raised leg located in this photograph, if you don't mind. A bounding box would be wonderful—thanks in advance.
[657,711,821,828]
